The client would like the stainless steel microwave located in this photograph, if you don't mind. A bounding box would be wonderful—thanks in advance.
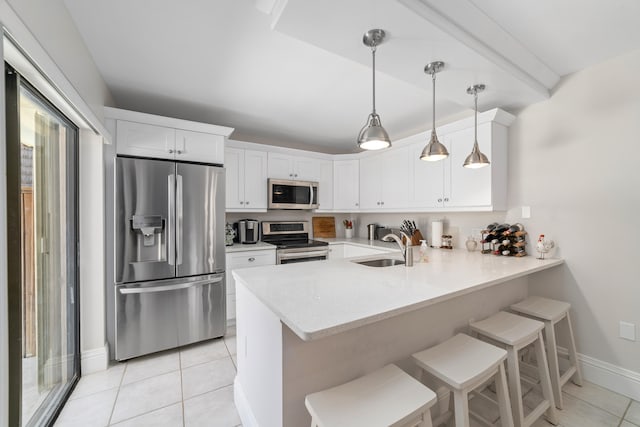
[268,178,319,209]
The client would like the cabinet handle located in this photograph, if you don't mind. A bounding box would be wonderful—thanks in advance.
[381,201,384,205]
[444,198,449,202]
[176,150,182,154]
[438,198,442,203]
[294,174,298,177]
[245,201,250,205]
[168,149,174,154]
[239,201,244,205]
[355,203,359,206]
[376,202,380,205]
[248,257,255,262]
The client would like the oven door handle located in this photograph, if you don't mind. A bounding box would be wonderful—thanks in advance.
[278,250,329,261]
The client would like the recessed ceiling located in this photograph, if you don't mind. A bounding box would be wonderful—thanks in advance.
[63,0,640,154]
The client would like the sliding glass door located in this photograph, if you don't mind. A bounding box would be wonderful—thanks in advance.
[5,63,79,426]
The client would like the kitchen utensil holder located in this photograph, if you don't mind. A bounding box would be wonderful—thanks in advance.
[401,230,424,246]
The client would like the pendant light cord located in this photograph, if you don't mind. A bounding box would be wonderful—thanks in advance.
[372,45,377,115]
[431,70,436,137]
[474,88,478,146]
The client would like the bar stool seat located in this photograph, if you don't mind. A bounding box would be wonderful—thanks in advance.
[470,311,558,427]
[412,333,514,427]
[305,364,437,427]
[511,296,583,409]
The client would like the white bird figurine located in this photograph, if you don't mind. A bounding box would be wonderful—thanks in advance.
[536,234,555,259]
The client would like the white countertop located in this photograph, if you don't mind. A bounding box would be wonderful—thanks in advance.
[233,248,564,341]
[225,241,276,253]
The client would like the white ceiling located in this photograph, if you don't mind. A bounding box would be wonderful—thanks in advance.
[63,0,640,154]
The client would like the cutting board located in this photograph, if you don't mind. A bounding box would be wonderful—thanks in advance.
[312,216,336,238]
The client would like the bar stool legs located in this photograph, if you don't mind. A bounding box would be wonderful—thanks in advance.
[511,296,584,410]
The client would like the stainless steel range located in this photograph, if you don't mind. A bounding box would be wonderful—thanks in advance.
[261,221,329,264]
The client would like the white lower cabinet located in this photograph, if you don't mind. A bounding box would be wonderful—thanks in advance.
[225,249,276,320]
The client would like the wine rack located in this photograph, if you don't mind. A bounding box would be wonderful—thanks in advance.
[480,225,528,257]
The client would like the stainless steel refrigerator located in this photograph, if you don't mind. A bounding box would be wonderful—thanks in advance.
[114,157,226,360]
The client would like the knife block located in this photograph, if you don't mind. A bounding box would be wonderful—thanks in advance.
[402,230,424,246]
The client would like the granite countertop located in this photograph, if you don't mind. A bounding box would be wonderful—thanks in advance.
[233,248,564,341]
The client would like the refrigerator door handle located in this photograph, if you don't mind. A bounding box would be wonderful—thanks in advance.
[168,174,175,266]
[176,174,183,265]
[118,276,223,294]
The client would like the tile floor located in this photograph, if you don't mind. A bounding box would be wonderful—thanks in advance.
[54,327,640,427]
[54,326,240,427]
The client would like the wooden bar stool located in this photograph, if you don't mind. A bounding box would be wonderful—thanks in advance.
[305,364,437,427]
[470,311,558,427]
[412,333,514,427]
[510,296,583,409]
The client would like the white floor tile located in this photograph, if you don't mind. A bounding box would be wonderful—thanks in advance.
[70,364,125,400]
[183,385,241,427]
[563,380,630,417]
[54,387,117,427]
[226,325,236,337]
[553,393,621,427]
[110,402,183,427]
[110,370,182,424]
[121,350,180,385]
[224,336,237,355]
[182,357,236,400]
[626,400,640,425]
[180,338,229,369]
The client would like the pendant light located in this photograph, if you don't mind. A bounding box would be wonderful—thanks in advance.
[463,84,490,168]
[357,29,391,151]
[420,61,448,161]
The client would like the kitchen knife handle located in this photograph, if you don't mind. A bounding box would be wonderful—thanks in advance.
[168,174,175,266]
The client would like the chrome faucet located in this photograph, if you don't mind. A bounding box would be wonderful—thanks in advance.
[382,232,413,265]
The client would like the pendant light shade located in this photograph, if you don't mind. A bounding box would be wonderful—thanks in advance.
[463,84,490,169]
[358,29,391,151]
[420,61,448,161]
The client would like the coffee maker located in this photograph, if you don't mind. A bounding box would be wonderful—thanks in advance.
[237,219,259,244]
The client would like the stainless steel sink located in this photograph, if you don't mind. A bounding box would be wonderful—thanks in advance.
[353,258,405,267]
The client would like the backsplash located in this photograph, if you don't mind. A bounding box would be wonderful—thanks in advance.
[226,211,507,248]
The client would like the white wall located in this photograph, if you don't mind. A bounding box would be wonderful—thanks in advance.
[506,50,640,375]
[6,0,115,118]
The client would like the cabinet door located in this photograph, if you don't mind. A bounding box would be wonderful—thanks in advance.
[327,244,345,260]
[268,153,294,179]
[316,159,333,210]
[444,124,492,208]
[359,155,382,209]
[333,160,359,210]
[225,147,245,209]
[379,146,409,209]
[175,129,224,164]
[293,157,321,181]
[409,141,444,208]
[243,150,268,209]
[116,120,175,159]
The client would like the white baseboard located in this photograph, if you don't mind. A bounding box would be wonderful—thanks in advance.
[81,342,109,375]
[578,352,640,401]
[556,346,640,401]
[234,376,259,427]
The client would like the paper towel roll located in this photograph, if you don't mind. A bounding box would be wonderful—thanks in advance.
[431,221,443,247]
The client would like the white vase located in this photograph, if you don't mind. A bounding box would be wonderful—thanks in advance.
[345,229,353,239]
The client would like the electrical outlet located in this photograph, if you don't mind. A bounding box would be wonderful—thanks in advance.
[521,206,531,219]
[619,321,636,341]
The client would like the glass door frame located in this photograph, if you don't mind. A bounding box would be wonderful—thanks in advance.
[5,62,80,427]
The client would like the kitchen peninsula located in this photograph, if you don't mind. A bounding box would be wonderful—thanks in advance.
[233,247,564,427]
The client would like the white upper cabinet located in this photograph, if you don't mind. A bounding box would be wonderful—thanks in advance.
[267,153,320,181]
[333,160,359,211]
[359,146,410,210]
[225,147,268,211]
[116,120,175,159]
[175,129,225,164]
[409,116,509,211]
[316,159,334,210]
[107,107,233,164]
